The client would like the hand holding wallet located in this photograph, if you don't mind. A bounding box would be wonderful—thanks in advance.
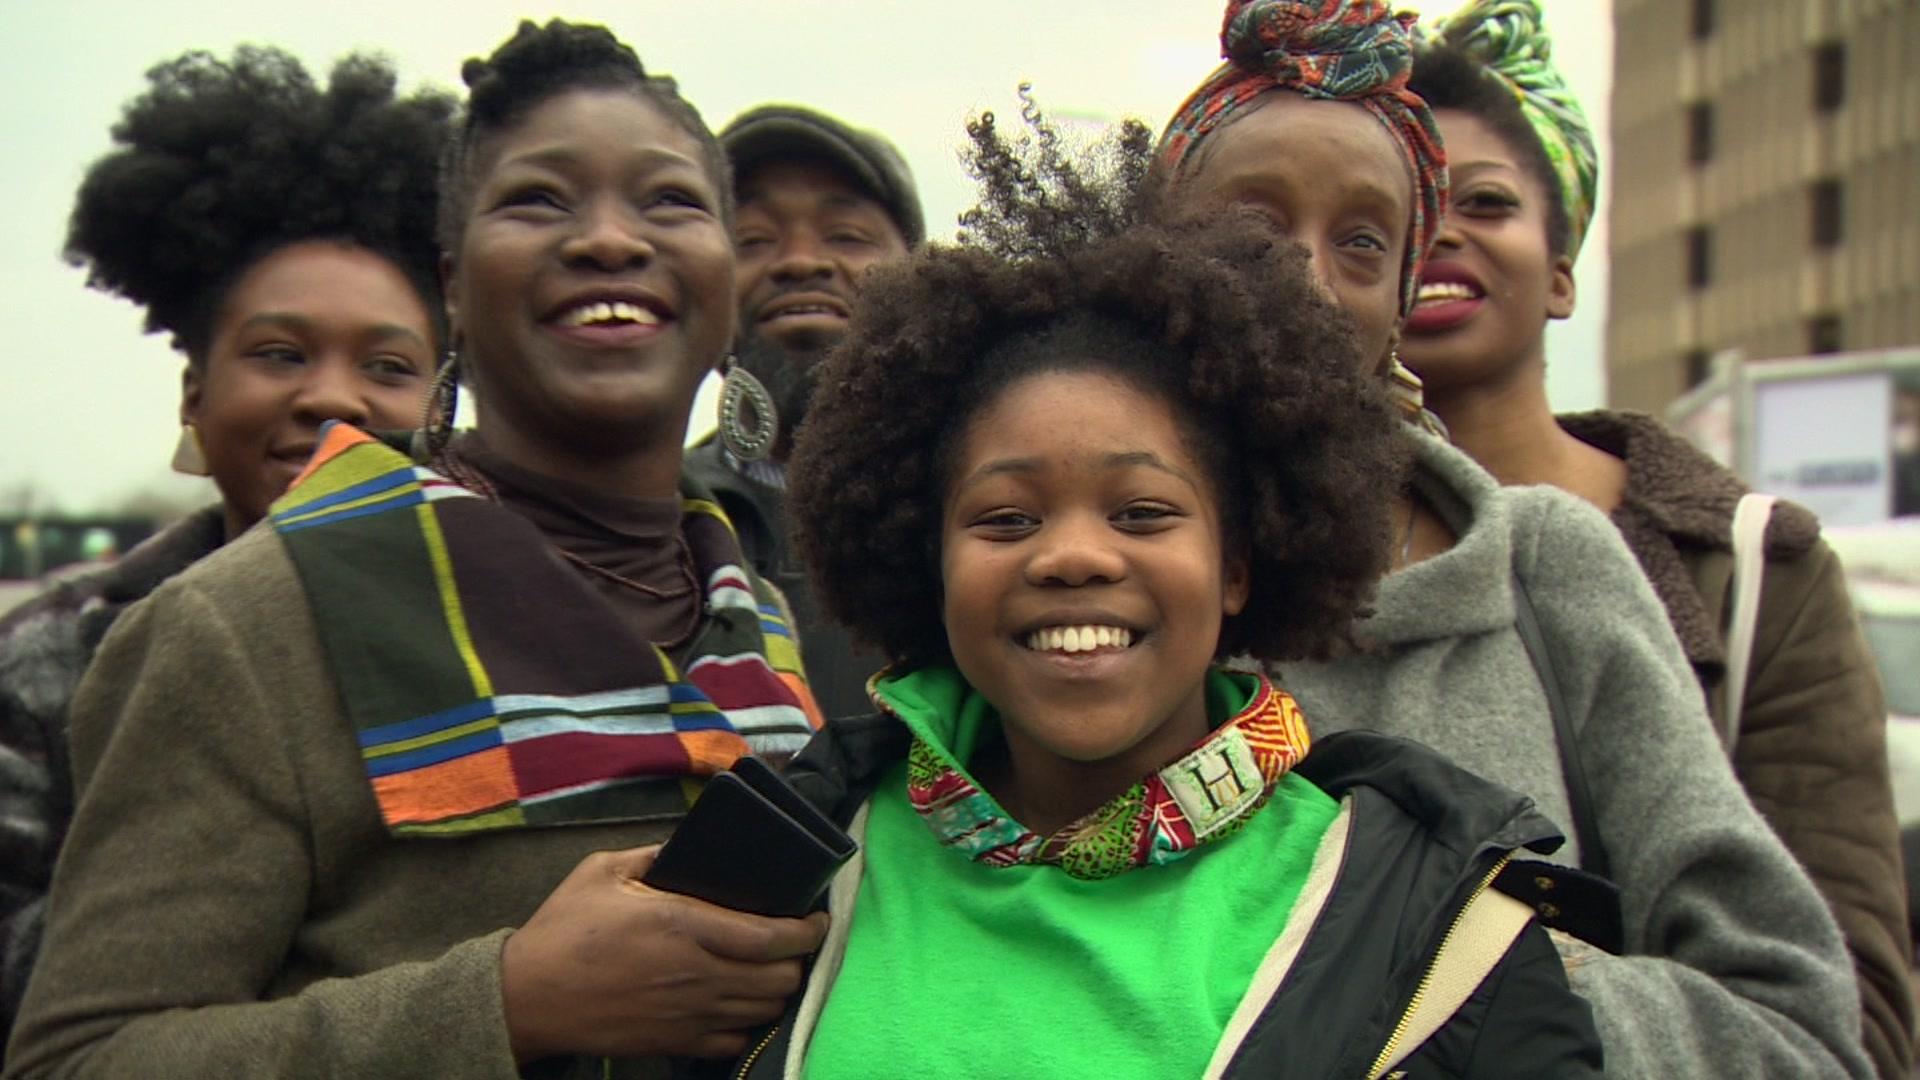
[642,756,857,918]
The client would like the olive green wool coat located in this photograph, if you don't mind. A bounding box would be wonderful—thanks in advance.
[3,525,686,1080]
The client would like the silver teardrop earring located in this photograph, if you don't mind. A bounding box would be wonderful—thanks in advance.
[411,348,461,464]
[717,353,779,462]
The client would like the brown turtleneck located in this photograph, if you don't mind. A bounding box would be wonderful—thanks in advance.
[449,433,702,659]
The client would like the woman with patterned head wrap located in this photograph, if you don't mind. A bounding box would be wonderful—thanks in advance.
[1161,0,1445,415]
[1156,2,1873,1078]
[1407,2,1913,1075]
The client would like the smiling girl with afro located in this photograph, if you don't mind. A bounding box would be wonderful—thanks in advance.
[753,106,1604,1079]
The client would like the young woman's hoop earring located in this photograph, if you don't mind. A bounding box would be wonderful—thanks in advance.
[411,351,461,464]
[717,354,779,462]
[170,424,211,477]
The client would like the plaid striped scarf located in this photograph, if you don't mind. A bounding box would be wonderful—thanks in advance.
[1157,0,1448,319]
[268,422,823,837]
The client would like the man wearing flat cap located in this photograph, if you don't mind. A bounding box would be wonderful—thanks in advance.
[687,104,923,721]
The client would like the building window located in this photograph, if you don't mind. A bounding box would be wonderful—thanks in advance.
[1684,348,1713,388]
[1811,180,1843,248]
[1687,102,1714,165]
[1691,0,1713,40]
[1808,314,1843,355]
[1813,42,1846,112]
[1687,227,1712,289]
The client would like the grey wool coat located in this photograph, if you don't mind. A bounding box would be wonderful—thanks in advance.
[1279,433,1871,1079]
[1561,409,1911,1080]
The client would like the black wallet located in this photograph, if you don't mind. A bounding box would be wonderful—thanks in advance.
[642,756,857,918]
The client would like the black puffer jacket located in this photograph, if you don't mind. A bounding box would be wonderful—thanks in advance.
[746,715,1606,1079]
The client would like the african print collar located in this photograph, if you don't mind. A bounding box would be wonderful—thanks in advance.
[873,667,1311,880]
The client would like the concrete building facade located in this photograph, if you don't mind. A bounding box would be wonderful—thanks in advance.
[1607,0,1920,414]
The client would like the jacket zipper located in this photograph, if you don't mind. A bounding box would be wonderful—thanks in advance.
[735,1024,780,1080]
[1363,853,1513,1079]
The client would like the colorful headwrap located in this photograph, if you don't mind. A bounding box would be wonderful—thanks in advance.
[1423,0,1597,259]
[1157,0,1449,318]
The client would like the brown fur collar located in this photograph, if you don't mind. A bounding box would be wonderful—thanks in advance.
[1558,410,1822,669]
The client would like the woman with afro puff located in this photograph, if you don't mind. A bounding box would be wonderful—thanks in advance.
[6,20,832,1079]
[753,115,1603,1078]
[0,44,451,1039]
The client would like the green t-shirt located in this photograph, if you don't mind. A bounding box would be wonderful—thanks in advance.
[801,668,1340,1080]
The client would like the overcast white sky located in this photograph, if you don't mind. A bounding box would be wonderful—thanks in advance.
[0,0,1612,515]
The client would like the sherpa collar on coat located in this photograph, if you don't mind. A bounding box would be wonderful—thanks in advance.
[1558,410,1820,669]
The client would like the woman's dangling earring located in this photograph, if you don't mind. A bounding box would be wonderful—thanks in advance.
[170,423,210,477]
[717,353,779,462]
[1385,350,1449,440]
[411,347,461,464]
[1384,350,1425,418]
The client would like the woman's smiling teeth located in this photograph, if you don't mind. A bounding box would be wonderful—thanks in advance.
[558,300,660,327]
[1023,625,1135,653]
[1414,281,1480,307]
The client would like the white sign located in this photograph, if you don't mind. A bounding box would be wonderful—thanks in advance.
[1751,372,1892,526]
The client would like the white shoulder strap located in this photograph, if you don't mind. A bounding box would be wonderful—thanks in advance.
[1367,887,1534,1079]
[1723,493,1777,751]
[782,803,869,1080]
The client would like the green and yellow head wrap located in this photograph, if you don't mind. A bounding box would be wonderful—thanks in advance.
[1423,0,1597,259]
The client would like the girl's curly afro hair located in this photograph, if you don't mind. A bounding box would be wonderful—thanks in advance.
[65,46,456,361]
[788,101,1410,669]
